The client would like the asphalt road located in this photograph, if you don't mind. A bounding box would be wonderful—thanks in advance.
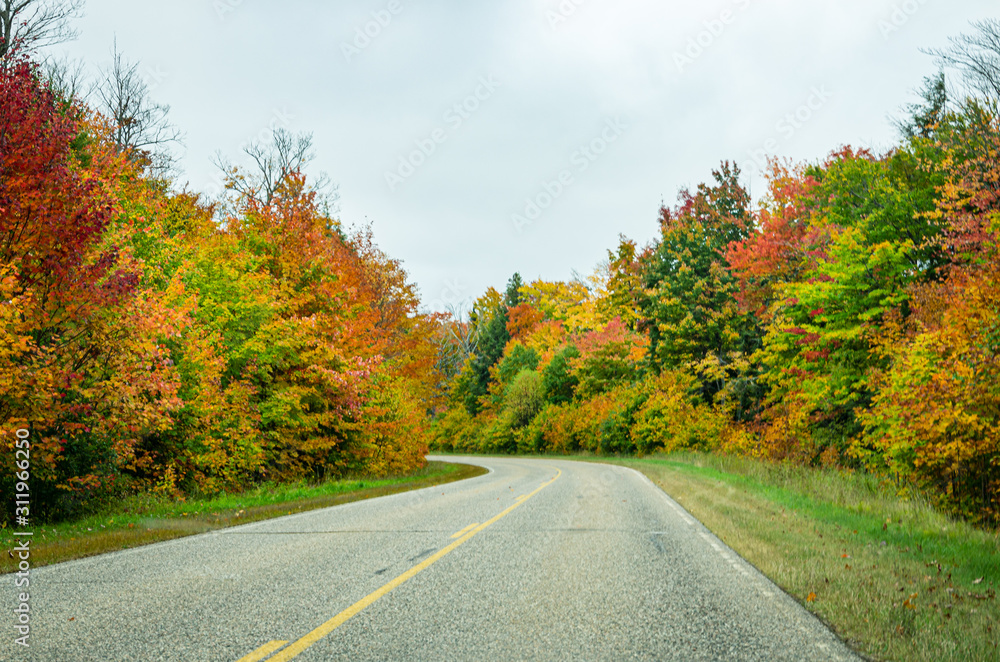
[2,456,859,661]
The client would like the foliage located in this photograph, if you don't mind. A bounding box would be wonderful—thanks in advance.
[429,90,1000,528]
[0,58,435,523]
[503,369,544,429]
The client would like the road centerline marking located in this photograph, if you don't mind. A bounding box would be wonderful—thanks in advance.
[255,468,562,662]
[236,640,288,662]
[451,522,479,539]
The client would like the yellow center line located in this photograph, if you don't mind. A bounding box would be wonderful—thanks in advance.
[450,522,479,539]
[236,640,288,662]
[258,468,562,662]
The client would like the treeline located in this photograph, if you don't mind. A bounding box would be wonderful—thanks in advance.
[431,23,1000,526]
[0,51,438,522]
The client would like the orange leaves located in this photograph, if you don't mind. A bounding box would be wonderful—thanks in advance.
[806,592,817,603]
[861,258,1000,524]
[507,303,544,341]
[0,58,436,521]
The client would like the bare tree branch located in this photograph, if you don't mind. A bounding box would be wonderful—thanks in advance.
[924,18,1000,105]
[40,54,86,103]
[0,0,83,61]
[214,127,339,211]
[93,41,182,176]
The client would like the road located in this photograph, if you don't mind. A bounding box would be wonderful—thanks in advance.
[2,456,858,661]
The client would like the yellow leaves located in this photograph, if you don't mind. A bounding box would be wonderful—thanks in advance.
[630,371,727,455]
[520,279,601,333]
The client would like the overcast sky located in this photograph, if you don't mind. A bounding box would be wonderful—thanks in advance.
[47,0,997,312]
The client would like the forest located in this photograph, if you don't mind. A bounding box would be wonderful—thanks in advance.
[429,26,1000,527]
[0,25,440,522]
[2,10,999,530]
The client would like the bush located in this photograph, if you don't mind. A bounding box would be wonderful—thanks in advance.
[631,372,725,455]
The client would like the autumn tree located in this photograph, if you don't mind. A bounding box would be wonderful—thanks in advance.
[895,71,949,140]
[640,162,761,410]
[597,236,645,330]
[215,127,337,212]
[860,102,1000,522]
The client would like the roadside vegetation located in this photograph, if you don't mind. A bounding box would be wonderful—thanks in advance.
[2,6,441,529]
[598,453,999,662]
[0,461,485,573]
[429,20,1000,531]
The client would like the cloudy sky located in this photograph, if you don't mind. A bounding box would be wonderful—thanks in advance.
[48,0,997,312]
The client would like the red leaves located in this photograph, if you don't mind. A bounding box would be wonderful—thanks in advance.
[726,160,819,316]
[0,58,117,314]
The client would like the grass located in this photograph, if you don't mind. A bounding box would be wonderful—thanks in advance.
[1,460,486,574]
[585,453,999,662]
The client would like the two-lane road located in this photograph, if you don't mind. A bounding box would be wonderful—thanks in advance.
[3,457,858,661]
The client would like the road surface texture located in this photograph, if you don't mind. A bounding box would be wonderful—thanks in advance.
[2,456,859,661]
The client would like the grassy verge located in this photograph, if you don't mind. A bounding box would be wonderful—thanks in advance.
[585,453,998,662]
[1,460,486,574]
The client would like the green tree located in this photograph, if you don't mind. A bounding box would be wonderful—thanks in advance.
[462,273,522,414]
[640,162,760,406]
[896,71,949,140]
[756,148,946,459]
[542,345,580,404]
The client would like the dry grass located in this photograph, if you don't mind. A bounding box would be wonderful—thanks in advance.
[595,454,999,662]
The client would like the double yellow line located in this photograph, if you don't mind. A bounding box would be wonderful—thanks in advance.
[237,468,562,662]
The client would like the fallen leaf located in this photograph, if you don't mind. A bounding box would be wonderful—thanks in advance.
[807,592,817,603]
[973,577,984,585]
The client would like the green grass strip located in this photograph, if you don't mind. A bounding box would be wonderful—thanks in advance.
[1,461,486,573]
[597,453,999,662]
